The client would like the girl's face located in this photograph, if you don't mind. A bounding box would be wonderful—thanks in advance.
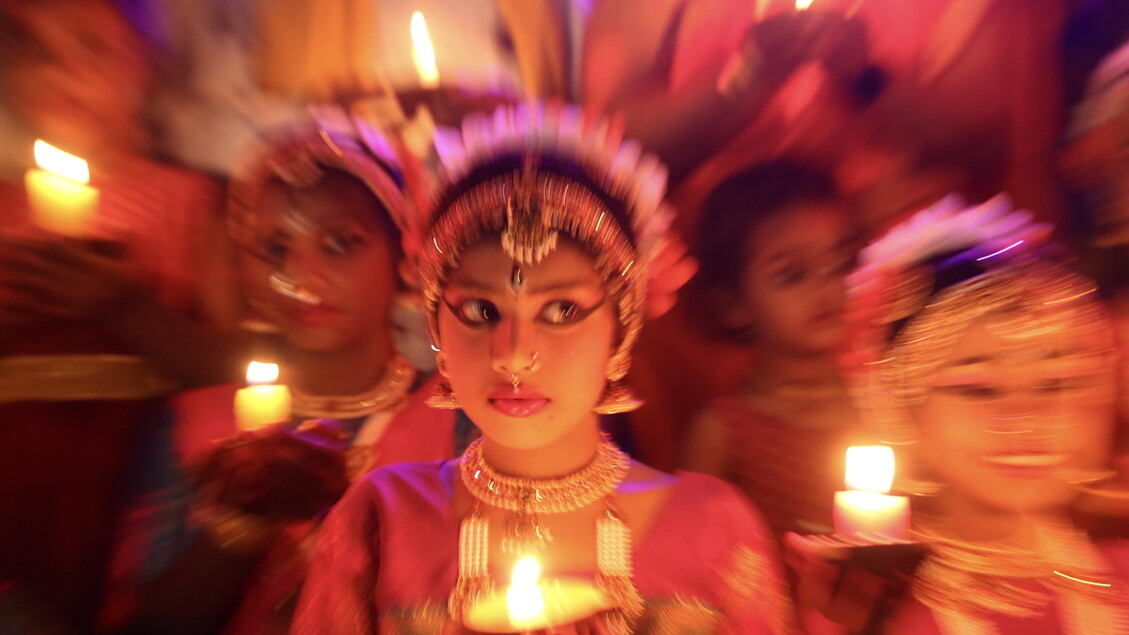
[740,201,855,354]
[250,173,399,353]
[915,307,1117,516]
[438,239,617,451]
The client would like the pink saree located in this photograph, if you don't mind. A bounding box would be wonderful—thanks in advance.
[293,463,794,634]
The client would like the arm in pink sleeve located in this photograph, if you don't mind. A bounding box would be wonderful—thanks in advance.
[291,480,380,635]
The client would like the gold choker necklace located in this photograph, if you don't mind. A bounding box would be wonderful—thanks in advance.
[290,355,415,419]
[459,434,630,515]
[451,435,642,634]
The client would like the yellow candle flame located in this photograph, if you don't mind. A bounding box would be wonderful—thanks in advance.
[795,0,815,9]
[507,556,546,625]
[845,446,895,493]
[246,361,280,386]
[410,11,440,89]
[34,140,90,184]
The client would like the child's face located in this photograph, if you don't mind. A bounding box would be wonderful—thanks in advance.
[740,201,855,355]
[437,239,616,451]
[250,174,401,354]
[2,0,150,155]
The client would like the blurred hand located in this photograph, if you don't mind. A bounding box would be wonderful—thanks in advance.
[199,420,350,521]
[722,10,870,101]
[0,233,137,326]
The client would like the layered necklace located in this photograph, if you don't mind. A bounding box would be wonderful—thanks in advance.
[291,354,416,478]
[913,518,1129,635]
[290,354,415,420]
[448,434,644,634]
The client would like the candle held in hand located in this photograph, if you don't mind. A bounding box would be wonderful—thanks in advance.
[833,446,910,540]
[234,362,292,431]
[25,140,99,236]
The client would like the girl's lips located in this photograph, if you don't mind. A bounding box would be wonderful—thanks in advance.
[488,385,550,418]
[489,398,550,418]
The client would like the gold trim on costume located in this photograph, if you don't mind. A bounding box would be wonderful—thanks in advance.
[0,354,179,404]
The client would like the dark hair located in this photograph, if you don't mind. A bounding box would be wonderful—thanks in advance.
[692,160,839,337]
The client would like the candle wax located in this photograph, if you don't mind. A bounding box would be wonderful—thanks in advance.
[25,168,98,237]
[234,384,292,431]
[833,490,909,540]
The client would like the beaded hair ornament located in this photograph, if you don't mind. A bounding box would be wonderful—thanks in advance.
[848,195,1113,449]
[420,103,677,413]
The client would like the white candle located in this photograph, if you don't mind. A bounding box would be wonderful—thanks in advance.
[410,11,440,89]
[234,362,292,431]
[25,140,98,237]
[833,446,910,539]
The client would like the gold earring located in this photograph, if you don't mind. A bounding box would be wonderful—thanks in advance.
[426,380,460,409]
[594,379,642,414]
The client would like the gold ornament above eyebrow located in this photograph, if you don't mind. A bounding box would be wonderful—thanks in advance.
[501,156,559,265]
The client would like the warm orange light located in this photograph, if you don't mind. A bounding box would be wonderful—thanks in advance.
[844,445,895,493]
[26,139,98,235]
[795,0,815,9]
[410,11,440,89]
[245,361,280,385]
[34,140,90,183]
[235,362,291,431]
[506,557,546,627]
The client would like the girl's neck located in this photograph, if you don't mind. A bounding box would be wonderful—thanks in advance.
[285,334,395,396]
[937,491,1058,543]
[751,347,843,388]
[480,418,603,478]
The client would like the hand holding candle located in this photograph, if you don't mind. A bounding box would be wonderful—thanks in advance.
[234,362,291,431]
[833,446,910,540]
[25,140,99,237]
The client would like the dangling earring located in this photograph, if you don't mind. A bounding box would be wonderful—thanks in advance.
[594,379,642,414]
[427,350,461,410]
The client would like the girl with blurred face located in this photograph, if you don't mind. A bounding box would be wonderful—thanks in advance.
[840,197,1129,634]
[683,161,862,538]
[293,105,795,634]
[107,120,457,635]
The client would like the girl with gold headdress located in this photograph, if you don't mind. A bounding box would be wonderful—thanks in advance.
[292,104,794,634]
[807,196,1129,633]
[103,113,459,635]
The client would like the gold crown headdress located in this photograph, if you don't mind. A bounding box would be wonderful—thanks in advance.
[420,104,675,400]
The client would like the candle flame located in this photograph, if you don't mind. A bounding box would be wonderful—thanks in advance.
[845,446,895,493]
[795,0,814,9]
[507,556,546,625]
[34,140,90,184]
[246,361,280,385]
[410,11,440,89]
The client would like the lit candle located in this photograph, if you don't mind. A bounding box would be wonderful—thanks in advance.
[234,362,292,431]
[463,557,610,632]
[833,446,910,540]
[795,0,815,9]
[410,11,440,89]
[25,140,99,236]
[507,557,547,630]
